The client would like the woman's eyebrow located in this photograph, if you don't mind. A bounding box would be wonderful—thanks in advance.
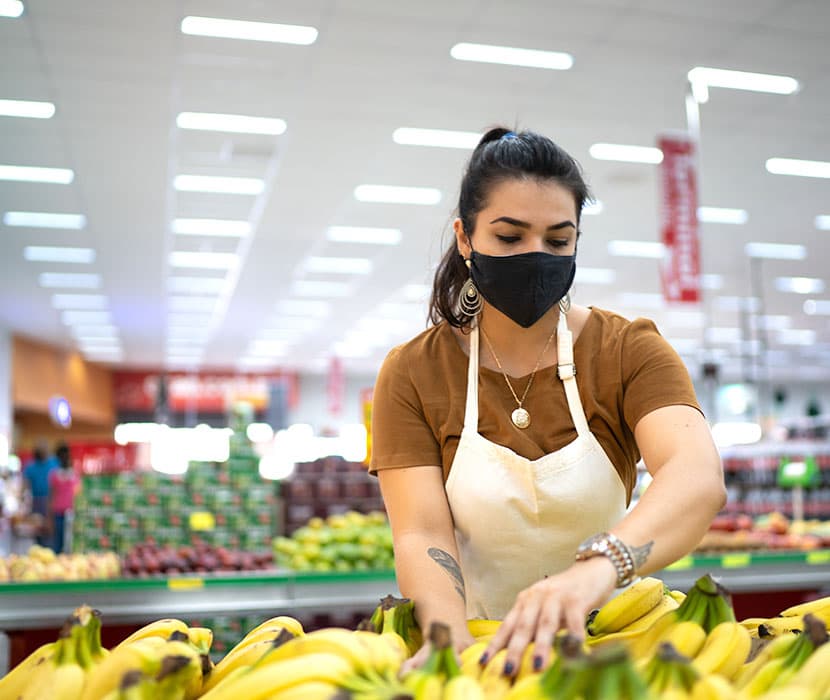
[489,215,576,231]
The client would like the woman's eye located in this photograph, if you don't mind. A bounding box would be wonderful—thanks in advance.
[496,235,521,243]
[548,239,570,248]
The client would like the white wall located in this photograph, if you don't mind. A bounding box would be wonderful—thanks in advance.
[289,372,377,432]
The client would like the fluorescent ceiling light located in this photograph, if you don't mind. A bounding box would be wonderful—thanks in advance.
[69,325,118,337]
[305,256,372,275]
[705,327,743,344]
[698,206,748,225]
[167,328,211,340]
[575,267,615,285]
[0,164,74,184]
[237,356,276,367]
[23,246,95,263]
[326,226,402,245]
[4,211,86,229]
[816,215,830,230]
[714,296,760,313]
[0,99,54,119]
[166,356,202,365]
[83,348,123,358]
[589,144,663,164]
[51,294,107,310]
[450,42,573,70]
[392,127,481,149]
[0,1,24,18]
[777,329,816,346]
[582,200,604,216]
[77,336,120,346]
[173,174,265,195]
[169,251,238,269]
[167,337,206,347]
[169,296,219,312]
[168,276,227,294]
[62,310,112,325]
[172,218,250,236]
[617,292,666,309]
[766,158,830,179]
[701,274,724,290]
[687,66,799,100]
[169,313,214,326]
[276,300,331,317]
[804,299,830,315]
[751,315,790,331]
[744,242,806,260]
[264,317,320,331]
[291,280,352,297]
[39,273,101,289]
[181,15,318,45]
[608,240,665,258]
[354,184,441,205]
[775,276,825,294]
[176,112,286,135]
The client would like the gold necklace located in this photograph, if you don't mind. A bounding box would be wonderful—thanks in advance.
[480,323,557,429]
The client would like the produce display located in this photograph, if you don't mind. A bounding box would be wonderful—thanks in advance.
[5,575,830,699]
[696,511,830,553]
[0,545,120,582]
[121,542,273,577]
[272,510,394,572]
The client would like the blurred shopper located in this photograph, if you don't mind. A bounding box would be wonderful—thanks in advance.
[22,440,57,547]
[372,128,726,675]
[48,443,79,554]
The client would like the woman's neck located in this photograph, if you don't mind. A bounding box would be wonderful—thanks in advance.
[476,304,562,377]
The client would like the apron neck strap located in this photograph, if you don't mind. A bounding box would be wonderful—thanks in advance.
[557,310,590,436]
[464,325,480,431]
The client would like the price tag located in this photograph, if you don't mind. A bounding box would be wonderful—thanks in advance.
[806,550,830,565]
[189,511,215,531]
[168,578,204,591]
[721,553,751,569]
[666,556,694,571]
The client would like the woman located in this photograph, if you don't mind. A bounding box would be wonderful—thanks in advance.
[370,127,725,676]
[48,443,80,554]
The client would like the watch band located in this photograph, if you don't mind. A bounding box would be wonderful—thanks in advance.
[574,532,636,588]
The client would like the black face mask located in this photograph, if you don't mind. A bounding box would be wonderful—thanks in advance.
[469,249,576,328]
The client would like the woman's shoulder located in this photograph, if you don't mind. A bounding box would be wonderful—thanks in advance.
[582,306,662,345]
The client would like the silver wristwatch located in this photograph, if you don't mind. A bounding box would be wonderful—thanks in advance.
[574,532,636,588]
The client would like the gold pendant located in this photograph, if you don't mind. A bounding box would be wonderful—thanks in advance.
[511,407,531,429]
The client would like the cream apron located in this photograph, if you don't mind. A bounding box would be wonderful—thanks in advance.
[445,310,628,619]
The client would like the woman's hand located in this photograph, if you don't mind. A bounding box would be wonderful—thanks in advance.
[399,627,475,677]
[480,557,617,677]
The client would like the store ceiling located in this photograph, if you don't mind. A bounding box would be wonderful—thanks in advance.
[0,0,828,383]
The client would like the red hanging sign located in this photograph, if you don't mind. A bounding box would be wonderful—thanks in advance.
[658,133,701,303]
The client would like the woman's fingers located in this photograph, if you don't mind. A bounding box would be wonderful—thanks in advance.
[502,598,553,678]
[532,603,563,672]
[480,606,521,666]
[398,642,432,677]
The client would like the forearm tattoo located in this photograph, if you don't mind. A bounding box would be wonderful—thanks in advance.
[630,540,654,570]
[427,547,466,602]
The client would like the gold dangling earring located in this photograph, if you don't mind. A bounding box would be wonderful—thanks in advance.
[558,292,572,314]
[458,259,483,318]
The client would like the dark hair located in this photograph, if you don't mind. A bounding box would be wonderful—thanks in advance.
[55,443,71,470]
[429,127,592,328]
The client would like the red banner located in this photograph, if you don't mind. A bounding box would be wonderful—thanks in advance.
[113,371,298,413]
[658,133,701,303]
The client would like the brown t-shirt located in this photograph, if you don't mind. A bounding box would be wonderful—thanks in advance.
[369,307,701,502]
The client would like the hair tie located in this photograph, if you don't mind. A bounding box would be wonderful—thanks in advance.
[501,131,518,140]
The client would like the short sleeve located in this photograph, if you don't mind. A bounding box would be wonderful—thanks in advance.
[620,318,702,431]
[369,345,443,475]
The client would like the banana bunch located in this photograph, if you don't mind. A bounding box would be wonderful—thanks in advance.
[642,642,700,696]
[367,593,424,656]
[588,577,672,636]
[779,595,830,625]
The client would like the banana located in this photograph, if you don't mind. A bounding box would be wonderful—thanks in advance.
[353,629,408,674]
[0,641,56,698]
[115,619,190,649]
[468,619,502,639]
[670,590,688,605]
[266,680,341,699]
[660,621,708,660]
[588,577,666,635]
[186,626,213,655]
[479,648,508,686]
[504,674,544,700]
[692,622,752,680]
[198,651,353,700]
[785,630,830,697]
[80,636,169,700]
[243,615,305,638]
[733,633,800,689]
[479,674,511,699]
[444,674,486,699]
[757,617,805,637]
[620,594,680,633]
[779,595,830,619]
[690,673,737,700]
[245,627,368,673]
[201,635,287,694]
[460,640,490,679]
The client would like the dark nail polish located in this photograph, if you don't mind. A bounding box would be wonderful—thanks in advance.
[503,661,515,676]
[478,652,489,665]
[533,655,543,671]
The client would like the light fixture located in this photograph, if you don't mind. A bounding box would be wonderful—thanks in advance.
[765,158,830,179]
[775,277,825,295]
[291,280,352,297]
[237,356,277,367]
[51,294,108,310]
[326,226,402,245]
[0,99,54,119]
[168,276,227,294]
[3,211,86,229]
[169,251,238,269]
[701,274,724,290]
[39,273,101,289]
[705,327,743,344]
[574,267,615,285]
[173,174,265,195]
[247,341,289,357]
[69,325,118,337]
[172,218,250,236]
[0,164,74,184]
[246,423,274,443]
[589,144,663,164]
[607,240,665,258]
[714,296,760,313]
[392,127,481,149]
[450,42,573,70]
[0,1,24,18]
[777,329,816,346]
[168,296,219,312]
[167,328,211,340]
[181,15,318,45]
[582,200,604,216]
[77,338,121,349]
[804,299,830,315]
[354,184,441,205]
[168,313,214,326]
[744,242,806,260]
[264,317,320,331]
[687,66,799,104]
[816,215,830,230]
[304,256,372,275]
[23,246,95,263]
[275,300,331,317]
[62,310,112,325]
[751,315,790,331]
[697,207,748,224]
[176,112,286,135]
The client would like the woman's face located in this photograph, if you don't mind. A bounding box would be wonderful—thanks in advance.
[455,178,579,259]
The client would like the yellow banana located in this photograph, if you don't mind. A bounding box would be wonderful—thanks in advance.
[479,648,508,686]
[504,674,544,700]
[266,680,341,699]
[413,673,444,699]
[692,622,752,680]
[157,640,204,700]
[232,626,295,653]
[201,637,283,693]
[690,673,737,700]
[444,674,486,699]
[660,621,708,659]
[252,627,368,672]
[619,593,680,633]
[353,629,408,673]
[670,590,688,605]
[186,626,213,654]
[468,619,502,639]
[198,651,354,700]
[115,618,190,649]
[80,636,169,700]
[749,689,816,700]
[756,617,805,637]
[479,674,511,699]
[515,642,538,681]
[49,662,89,700]
[0,641,56,698]
[460,640,489,679]
[244,615,304,639]
[779,595,830,619]
[733,633,799,689]
[588,577,667,635]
